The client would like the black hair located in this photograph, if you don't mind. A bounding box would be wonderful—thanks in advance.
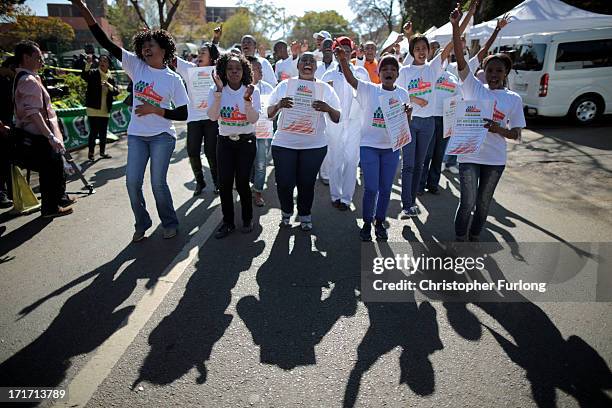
[297,52,316,64]
[483,53,513,75]
[408,35,429,57]
[215,52,253,87]
[2,55,18,68]
[200,42,220,65]
[133,29,176,66]
[378,54,400,72]
[246,55,261,67]
[274,41,287,50]
[14,40,40,65]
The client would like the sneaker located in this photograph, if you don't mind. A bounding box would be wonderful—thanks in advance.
[413,205,422,215]
[337,202,349,211]
[427,187,440,195]
[100,153,112,159]
[280,212,292,227]
[359,222,372,242]
[215,223,235,239]
[163,227,178,239]
[447,165,459,175]
[242,220,253,233]
[300,221,313,231]
[0,193,13,208]
[42,206,73,219]
[374,220,388,241]
[253,192,265,207]
[132,230,146,242]
[332,199,341,208]
[401,207,419,218]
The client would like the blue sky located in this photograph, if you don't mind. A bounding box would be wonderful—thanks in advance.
[26,0,356,21]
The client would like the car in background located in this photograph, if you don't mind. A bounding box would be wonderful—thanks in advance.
[510,27,612,125]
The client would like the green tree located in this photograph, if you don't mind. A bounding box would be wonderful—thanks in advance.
[0,0,25,18]
[219,10,254,49]
[290,11,355,45]
[0,11,75,54]
[237,0,295,40]
[107,0,142,47]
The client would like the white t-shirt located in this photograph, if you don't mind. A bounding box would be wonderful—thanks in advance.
[355,79,410,149]
[458,70,526,166]
[121,49,189,137]
[322,64,369,121]
[175,57,210,122]
[258,56,278,86]
[315,61,334,80]
[433,71,460,117]
[446,56,480,80]
[206,84,261,136]
[268,79,341,149]
[397,53,445,118]
[274,57,299,82]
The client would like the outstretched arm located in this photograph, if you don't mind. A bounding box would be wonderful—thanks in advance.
[71,0,122,60]
[450,5,469,81]
[477,14,510,62]
[440,0,480,62]
[334,47,358,90]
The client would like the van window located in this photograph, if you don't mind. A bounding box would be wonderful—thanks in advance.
[555,39,612,70]
[514,44,546,71]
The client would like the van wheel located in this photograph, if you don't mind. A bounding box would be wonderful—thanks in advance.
[569,96,601,125]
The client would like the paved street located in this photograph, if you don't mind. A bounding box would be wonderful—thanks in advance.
[1,118,611,407]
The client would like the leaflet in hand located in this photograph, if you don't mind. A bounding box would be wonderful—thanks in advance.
[187,66,214,112]
[446,100,493,155]
[379,92,411,151]
[255,94,273,139]
[443,96,458,139]
[279,79,323,135]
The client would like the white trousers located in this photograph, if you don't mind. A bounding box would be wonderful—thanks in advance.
[328,119,361,204]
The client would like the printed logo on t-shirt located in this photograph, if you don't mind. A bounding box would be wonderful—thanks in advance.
[435,76,456,93]
[280,72,291,81]
[220,104,248,127]
[371,107,386,128]
[465,105,481,116]
[407,77,432,96]
[134,80,163,107]
[493,101,506,125]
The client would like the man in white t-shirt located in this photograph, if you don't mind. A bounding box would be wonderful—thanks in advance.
[312,30,331,62]
[322,36,370,211]
[273,41,298,82]
[241,35,277,86]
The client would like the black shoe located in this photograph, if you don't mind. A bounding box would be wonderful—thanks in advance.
[241,220,253,233]
[60,196,77,207]
[100,153,112,159]
[374,220,388,241]
[215,223,235,239]
[338,202,349,211]
[416,190,425,196]
[194,181,206,196]
[360,222,372,242]
[332,199,341,208]
[0,194,12,208]
[427,187,440,195]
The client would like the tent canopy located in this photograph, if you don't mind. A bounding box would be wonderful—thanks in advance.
[470,0,612,46]
[427,17,473,46]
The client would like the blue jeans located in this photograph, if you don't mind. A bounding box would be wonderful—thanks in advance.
[454,163,505,238]
[271,145,327,217]
[360,146,400,223]
[252,138,271,193]
[420,116,448,191]
[126,133,178,232]
[401,116,435,209]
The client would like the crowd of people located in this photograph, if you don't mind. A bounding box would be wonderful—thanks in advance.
[2,0,525,244]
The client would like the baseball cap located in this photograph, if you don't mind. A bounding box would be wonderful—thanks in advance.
[313,30,331,40]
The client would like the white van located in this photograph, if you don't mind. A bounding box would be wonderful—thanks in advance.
[510,27,612,125]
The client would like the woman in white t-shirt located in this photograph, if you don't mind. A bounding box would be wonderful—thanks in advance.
[207,53,261,239]
[397,1,474,218]
[175,42,220,196]
[267,52,341,231]
[335,48,412,241]
[73,0,189,242]
[450,7,526,242]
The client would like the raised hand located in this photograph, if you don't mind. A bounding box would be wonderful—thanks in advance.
[469,0,481,14]
[450,4,462,26]
[212,71,223,92]
[402,21,413,37]
[213,24,223,41]
[244,84,255,101]
[333,46,346,61]
[290,41,300,57]
[497,13,510,30]
[394,34,404,44]
[301,40,309,53]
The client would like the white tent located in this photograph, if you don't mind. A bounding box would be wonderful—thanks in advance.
[427,17,474,45]
[470,0,612,46]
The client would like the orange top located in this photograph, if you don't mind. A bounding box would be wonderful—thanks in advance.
[352,58,380,84]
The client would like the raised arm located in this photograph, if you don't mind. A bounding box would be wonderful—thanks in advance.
[477,14,510,62]
[450,5,469,81]
[440,0,479,62]
[71,0,122,60]
[333,47,358,90]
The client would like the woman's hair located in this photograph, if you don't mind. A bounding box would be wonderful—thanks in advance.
[200,42,220,65]
[14,40,40,64]
[133,29,176,66]
[408,35,429,57]
[378,54,400,73]
[215,52,253,86]
[483,53,513,75]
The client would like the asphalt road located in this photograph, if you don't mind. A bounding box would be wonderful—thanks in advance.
[0,118,611,407]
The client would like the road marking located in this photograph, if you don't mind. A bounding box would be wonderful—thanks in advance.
[54,197,222,408]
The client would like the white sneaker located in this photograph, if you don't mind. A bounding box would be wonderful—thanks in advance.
[448,165,459,175]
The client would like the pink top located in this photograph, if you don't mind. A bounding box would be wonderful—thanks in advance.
[14,68,63,141]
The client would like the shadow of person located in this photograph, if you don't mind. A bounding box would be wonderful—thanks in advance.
[132,211,266,387]
[0,217,52,262]
[343,243,443,408]
[0,196,215,395]
[237,224,359,370]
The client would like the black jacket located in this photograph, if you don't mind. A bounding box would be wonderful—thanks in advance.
[82,68,119,111]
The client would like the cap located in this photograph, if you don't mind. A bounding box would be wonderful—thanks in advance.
[313,30,332,40]
[332,36,354,51]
